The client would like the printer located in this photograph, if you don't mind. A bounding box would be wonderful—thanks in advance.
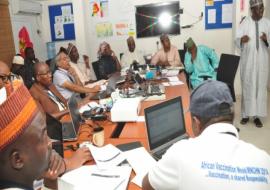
[111,97,141,122]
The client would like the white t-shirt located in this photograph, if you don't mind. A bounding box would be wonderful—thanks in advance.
[148,123,270,190]
[120,49,145,71]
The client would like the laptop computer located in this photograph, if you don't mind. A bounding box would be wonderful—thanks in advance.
[144,96,188,160]
[91,73,124,100]
[62,94,81,141]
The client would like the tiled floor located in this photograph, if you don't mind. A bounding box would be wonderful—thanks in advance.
[234,92,270,154]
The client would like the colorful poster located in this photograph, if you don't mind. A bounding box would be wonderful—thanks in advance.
[206,0,214,6]
[115,21,135,36]
[96,22,113,38]
[90,0,109,18]
[115,22,129,36]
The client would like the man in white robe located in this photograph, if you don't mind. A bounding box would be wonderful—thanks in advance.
[235,0,270,127]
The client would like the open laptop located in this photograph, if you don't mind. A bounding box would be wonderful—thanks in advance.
[144,96,188,160]
[62,94,81,141]
[91,73,124,100]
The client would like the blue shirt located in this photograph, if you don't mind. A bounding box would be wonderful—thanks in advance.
[184,45,219,88]
[53,68,75,99]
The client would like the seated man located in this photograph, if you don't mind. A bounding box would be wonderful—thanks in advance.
[11,54,25,78]
[184,37,219,88]
[22,47,39,89]
[53,52,100,99]
[67,43,97,84]
[151,34,182,67]
[121,36,145,71]
[0,61,92,189]
[142,80,270,190]
[30,63,69,119]
[96,42,121,80]
[0,82,53,189]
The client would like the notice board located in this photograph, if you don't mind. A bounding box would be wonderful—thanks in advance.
[205,0,233,30]
[48,3,75,41]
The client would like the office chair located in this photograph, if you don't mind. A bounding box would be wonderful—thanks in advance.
[92,60,101,80]
[120,53,124,60]
[216,53,240,102]
[178,49,192,89]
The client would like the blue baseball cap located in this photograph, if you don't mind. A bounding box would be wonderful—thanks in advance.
[190,80,233,118]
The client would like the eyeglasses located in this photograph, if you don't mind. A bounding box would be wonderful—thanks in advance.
[38,71,52,76]
[0,73,16,83]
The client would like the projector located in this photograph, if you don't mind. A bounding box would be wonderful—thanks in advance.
[110,97,141,122]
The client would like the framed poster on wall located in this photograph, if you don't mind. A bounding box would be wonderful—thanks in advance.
[48,3,75,41]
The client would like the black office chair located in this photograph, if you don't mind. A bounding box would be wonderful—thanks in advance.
[178,49,192,89]
[216,53,240,102]
[92,60,101,80]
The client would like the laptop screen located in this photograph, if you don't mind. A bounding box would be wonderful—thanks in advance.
[68,94,81,134]
[144,96,186,150]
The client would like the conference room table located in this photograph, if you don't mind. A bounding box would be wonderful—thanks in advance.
[63,72,194,190]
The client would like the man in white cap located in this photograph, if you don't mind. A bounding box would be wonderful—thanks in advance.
[142,80,270,190]
[235,0,270,128]
[11,54,24,77]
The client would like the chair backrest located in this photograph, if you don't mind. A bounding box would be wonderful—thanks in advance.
[178,49,185,64]
[217,53,240,101]
[92,60,101,80]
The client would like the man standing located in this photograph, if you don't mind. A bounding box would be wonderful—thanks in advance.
[142,80,270,190]
[151,34,182,67]
[121,36,145,71]
[236,0,270,127]
[184,37,219,88]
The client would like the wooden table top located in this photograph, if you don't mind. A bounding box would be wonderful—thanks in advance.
[63,72,192,190]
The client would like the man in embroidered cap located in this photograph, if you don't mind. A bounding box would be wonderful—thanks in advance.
[67,43,97,84]
[0,82,53,189]
[184,37,219,88]
[142,80,270,190]
[235,0,270,128]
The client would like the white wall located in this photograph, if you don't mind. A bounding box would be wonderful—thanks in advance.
[40,0,233,59]
[9,0,47,61]
[85,0,234,61]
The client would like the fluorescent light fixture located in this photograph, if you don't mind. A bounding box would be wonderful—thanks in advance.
[158,12,172,28]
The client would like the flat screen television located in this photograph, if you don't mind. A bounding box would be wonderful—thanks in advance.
[136,1,180,38]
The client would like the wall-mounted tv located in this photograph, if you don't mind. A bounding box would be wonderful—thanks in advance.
[136,1,180,38]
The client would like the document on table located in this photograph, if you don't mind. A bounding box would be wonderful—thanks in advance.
[167,76,179,82]
[59,165,132,190]
[123,147,157,187]
[88,144,126,169]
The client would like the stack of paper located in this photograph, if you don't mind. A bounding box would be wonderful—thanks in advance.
[123,147,157,187]
[59,165,132,190]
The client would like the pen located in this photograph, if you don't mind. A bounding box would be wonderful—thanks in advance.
[91,173,120,178]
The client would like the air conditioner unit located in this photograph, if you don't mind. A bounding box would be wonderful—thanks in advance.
[11,0,42,15]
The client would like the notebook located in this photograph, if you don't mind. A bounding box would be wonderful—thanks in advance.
[62,94,81,141]
[144,96,188,160]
